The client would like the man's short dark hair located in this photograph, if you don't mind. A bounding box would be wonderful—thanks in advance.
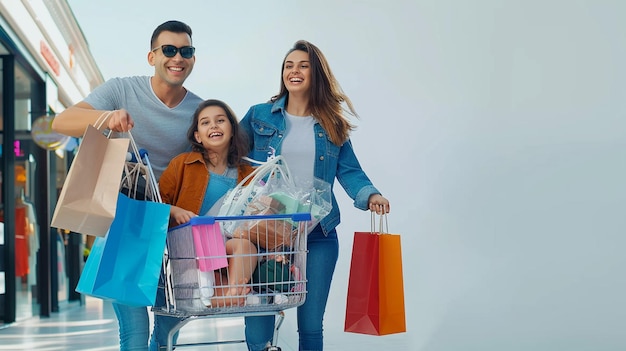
[150,20,192,48]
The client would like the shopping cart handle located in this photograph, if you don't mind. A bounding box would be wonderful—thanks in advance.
[190,212,312,225]
[126,149,149,163]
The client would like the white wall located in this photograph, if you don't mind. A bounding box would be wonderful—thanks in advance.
[69,0,626,349]
[355,2,625,350]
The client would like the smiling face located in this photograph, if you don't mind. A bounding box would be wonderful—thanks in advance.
[282,50,311,96]
[149,30,195,87]
[193,105,233,153]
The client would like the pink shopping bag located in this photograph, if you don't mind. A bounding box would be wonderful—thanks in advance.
[192,223,228,272]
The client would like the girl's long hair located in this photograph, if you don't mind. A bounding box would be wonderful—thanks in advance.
[187,99,249,167]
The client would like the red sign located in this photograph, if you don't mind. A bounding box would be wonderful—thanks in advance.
[40,40,60,76]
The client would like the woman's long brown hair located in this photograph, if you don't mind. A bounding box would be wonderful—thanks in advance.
[272,40,357,145]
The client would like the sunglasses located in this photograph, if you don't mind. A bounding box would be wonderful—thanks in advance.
[151,45,195,59]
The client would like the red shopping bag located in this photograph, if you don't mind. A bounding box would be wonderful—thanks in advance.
[344,214,406,335]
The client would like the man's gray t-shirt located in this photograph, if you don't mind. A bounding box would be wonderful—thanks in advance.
[83,76,203,180]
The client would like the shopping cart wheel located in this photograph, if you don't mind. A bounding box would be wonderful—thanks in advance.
[264,346,281,351]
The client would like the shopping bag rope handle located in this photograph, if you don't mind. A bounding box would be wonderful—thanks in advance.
[129,131,162,203]
[370,212,389,234]
[117,131,163,203]
[94,111,114,131]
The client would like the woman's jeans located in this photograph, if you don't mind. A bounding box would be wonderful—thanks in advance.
[245,227,339,351]
[112,278,181,350]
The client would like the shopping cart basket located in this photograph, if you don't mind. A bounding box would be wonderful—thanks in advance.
[153,212,311,351]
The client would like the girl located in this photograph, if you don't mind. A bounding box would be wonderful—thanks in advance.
[159,99,256,307]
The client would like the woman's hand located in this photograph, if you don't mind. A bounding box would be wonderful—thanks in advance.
[368,194,390,214]
[170,206,197,225]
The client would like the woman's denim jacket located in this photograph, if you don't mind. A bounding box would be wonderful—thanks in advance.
[240,95,381,235]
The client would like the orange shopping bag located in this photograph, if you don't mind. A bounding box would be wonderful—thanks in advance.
[344,214,406,335]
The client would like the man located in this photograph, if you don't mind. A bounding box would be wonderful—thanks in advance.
[52,20,203,351]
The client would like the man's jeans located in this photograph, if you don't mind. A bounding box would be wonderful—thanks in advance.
[112,278,181,350]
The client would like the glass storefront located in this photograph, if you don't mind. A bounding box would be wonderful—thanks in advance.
[1,54,42,322]
[0,49,70,323]
[1,1,104,324]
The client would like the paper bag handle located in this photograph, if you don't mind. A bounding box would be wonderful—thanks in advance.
[93,111,114,131]
[370,212,389,234]
[130,131,161,203]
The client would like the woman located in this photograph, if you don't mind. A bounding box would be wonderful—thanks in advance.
[240,40,390,351]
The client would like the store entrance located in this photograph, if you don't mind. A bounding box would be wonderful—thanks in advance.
[0,55,41,323]
[8,152,40,321]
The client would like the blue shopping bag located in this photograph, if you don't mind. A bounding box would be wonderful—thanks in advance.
[76,192,170,306]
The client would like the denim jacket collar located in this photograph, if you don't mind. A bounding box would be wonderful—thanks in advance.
[271,95,288,114]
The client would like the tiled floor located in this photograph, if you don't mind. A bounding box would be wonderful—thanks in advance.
[0,298,117,351]
[0,224,415,350]
[0,294,413,350]
[0,297,272,351]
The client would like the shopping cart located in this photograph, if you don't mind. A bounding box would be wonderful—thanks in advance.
[153,212,311,351]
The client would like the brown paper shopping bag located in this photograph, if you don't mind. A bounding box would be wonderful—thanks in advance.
[77,142,171,306]
[344,214,406,335]
[51,112,129,236]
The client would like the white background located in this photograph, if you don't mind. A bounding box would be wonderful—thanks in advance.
[67,1,626,350]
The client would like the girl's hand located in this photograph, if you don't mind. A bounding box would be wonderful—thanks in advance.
[368,194,390,215]
[170,206,197,225]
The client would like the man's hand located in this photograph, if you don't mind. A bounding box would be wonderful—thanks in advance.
[106,109,135,132]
